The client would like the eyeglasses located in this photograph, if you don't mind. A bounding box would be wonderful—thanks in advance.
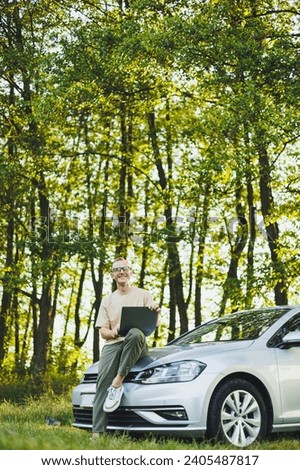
[111,266,131,273]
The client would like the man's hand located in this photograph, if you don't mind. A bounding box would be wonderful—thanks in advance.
[149,304,161,326]
[111,327,120,339]
[100,326,120,340]
[149,304,160,312]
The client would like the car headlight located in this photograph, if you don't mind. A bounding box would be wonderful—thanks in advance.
[133,360,206,384]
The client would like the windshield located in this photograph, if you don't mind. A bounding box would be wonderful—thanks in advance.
[172,308,291,345]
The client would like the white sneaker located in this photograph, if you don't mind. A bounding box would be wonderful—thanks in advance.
[103,386,124,412]
[90,432,102,440]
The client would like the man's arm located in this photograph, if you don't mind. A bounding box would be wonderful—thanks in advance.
[100,325,120,340]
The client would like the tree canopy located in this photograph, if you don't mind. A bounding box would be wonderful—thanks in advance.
[0,0,300,377]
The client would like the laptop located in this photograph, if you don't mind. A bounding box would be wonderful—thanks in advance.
[119,306,158,337]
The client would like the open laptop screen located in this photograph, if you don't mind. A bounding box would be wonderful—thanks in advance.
[119,306,157,337]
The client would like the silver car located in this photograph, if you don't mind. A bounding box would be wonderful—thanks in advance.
[72,306,300,447]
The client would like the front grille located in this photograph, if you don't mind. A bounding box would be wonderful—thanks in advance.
[82,373,98,384]
[73,406,188,428]
[109,407,188,428]
[73,406,93,425]
[82,372,138,384]
[73,406,148,428]
[108,408,158,427]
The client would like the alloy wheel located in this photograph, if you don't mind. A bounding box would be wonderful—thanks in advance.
[220,389,261,447]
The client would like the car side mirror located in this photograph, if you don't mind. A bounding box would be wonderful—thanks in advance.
[280,331,300,349]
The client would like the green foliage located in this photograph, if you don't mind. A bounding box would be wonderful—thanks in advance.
[0,371,80,404]
[0,0,300,379]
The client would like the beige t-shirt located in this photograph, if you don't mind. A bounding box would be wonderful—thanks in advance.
[95,286,154,344]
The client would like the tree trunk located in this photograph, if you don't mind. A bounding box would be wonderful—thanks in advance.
[30,176,55,374]
[148,111,188,336]
[194,183,211,326]
[75,266,87,347]
[0,201,14,367]
[258,139,288,305]
[0,74,16,367]
[245,160,256,309]
[219,185,248,315]
[115,101,131,257]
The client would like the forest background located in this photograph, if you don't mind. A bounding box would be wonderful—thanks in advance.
[0,0,300,393]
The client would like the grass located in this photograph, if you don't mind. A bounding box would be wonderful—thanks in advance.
[0,394,300,450]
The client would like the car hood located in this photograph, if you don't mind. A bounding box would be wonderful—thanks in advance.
[130,340,254,371]
[84,340,254,376]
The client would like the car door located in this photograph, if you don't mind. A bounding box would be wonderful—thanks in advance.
[274,313,300,423]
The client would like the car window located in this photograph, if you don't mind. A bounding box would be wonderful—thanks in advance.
[171,308,290,345]
[268,313,300,347]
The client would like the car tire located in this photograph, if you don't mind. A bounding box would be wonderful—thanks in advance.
[206,378,268,447]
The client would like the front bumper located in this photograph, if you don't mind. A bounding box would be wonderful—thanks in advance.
[72,378,212,437]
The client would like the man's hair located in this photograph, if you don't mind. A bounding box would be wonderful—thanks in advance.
[112,257,128,264]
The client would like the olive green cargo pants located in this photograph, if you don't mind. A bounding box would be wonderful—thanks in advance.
[92,328,148,433]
